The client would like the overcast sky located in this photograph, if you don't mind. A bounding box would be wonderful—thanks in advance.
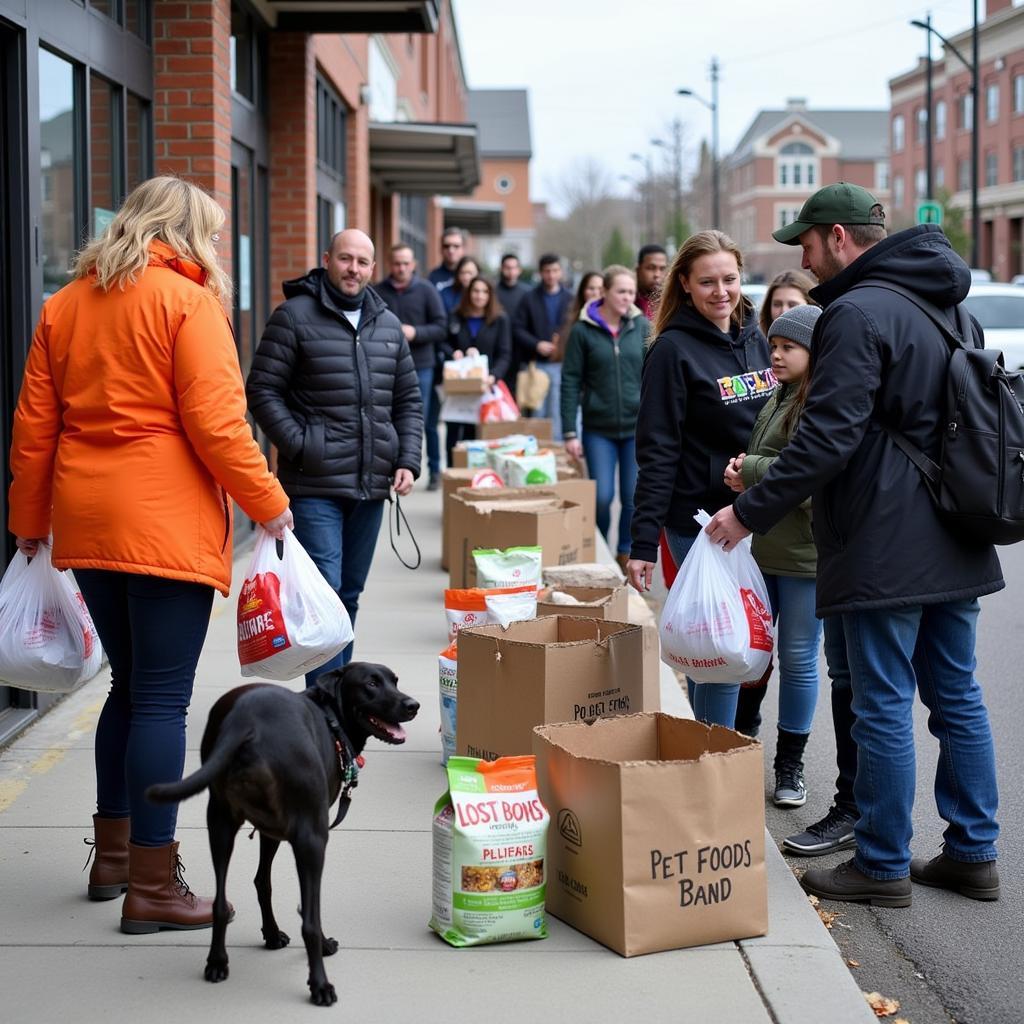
[454,0,999,215]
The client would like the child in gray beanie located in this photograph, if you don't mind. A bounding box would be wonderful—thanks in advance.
[723,298,823,808]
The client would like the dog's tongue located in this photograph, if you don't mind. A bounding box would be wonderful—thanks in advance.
[376,719,407,742]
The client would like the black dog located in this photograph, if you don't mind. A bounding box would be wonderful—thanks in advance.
[147,663,419,1006]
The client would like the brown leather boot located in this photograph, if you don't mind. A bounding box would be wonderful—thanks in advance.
[85,814,130,901]
[120,840,223,934]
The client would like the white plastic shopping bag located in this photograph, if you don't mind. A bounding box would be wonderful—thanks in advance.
[0,546,103,692]
[237,528,354,681]
[659,510,774,683]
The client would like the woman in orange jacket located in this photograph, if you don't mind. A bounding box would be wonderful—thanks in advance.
[8,176,291,934]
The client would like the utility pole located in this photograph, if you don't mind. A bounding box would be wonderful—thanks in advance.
[710,56,720,229]
[972,0,980,267]
[925,11,933,201]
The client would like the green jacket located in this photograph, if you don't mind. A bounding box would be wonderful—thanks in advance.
[560,303,649,440]
[740,383,816,578]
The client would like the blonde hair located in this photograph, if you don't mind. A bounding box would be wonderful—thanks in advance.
[653,229,749,340]
[602,264,635,290]
[73,176,232,307]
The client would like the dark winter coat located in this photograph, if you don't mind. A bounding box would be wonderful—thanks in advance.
[441,313,512,384]
[512,284,572,364]
[734,225,1003,615]
[560,301,649,440]
[739,383,816,578]
[374,274,447,371]
[246,269,422,502]
[630,301,773,561]
[496,280,531,323]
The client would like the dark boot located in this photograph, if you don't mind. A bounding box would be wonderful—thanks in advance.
[773,728,809,808]
[85,814,130,900]
[734,682,768,737]
[910,852,1000,901]
[121,840,224,934]
[801,858,912,908]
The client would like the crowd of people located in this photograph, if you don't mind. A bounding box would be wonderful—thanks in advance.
[5,175,1001,937]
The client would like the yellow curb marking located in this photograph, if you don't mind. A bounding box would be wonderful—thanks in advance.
[0,779,29,813]
[30,748,68,774]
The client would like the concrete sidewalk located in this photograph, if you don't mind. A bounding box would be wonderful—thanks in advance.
[0,483,874,1023]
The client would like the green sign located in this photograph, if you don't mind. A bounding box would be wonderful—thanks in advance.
[917,201,943,226]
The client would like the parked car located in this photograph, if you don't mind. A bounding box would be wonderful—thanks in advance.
[742,283,767,314]
[969,268,993,282]
[963,283,1024,370]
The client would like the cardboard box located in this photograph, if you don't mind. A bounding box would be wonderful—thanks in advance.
[443,377,487,396]
[447,495,585,588]
[456,616,655,761]
[446,483,597,575]
[536,585,630,622]
[478,418,553,440]
[533,713,768,957]
[451,438,582,476]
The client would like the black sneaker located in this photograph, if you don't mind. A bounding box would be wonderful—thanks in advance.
[426,473,440,492]
[773,764,807,807]
[783,806,857,856]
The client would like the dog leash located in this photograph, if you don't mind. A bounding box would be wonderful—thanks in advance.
[318,701,363,828]
[387,492,421,570]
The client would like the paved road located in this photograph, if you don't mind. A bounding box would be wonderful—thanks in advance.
[760,541,1024,1024]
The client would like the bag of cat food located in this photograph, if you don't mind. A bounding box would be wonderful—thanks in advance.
[439,641,459,765]
[444,585,536,643]
[430,755,550,947]
[501,449,558,487]
[472,546,543,591]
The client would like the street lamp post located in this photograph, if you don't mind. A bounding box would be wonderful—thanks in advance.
[678,56,720,229]
[653,117,685,249]
[910,9,980,266]
[630,151,655,241]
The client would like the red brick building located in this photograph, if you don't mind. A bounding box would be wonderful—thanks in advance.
[0,0,481,737]
[888,0,1024,277]
[723,99,890,281]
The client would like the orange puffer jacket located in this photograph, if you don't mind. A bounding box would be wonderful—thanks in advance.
[8,240,288,595]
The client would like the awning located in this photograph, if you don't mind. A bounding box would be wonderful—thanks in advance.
[369,121,480,196]
[263,1,438,32]
[441,199,504,237]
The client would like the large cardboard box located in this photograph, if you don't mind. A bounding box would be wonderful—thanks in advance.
[456,617,656,761]
[536,585,630,622]
[533,713,768,957]
[447,495,585,588]
[440,473,593,571]
[478,418,553,440]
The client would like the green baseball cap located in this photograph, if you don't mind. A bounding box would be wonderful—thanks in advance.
[772,182,886,245]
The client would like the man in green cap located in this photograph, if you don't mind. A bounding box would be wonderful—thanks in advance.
[706,182,1002,908]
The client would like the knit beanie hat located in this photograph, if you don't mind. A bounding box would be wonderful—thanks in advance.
[767,303,821,350]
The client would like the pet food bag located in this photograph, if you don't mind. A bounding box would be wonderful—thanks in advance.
[501,450,558,487]
[484,588,538,628]
[472,546,543,591]
[238,528,354,681]
[444,585,537,643]
[430,755,550,947]
[0,546,103,693]
[439,641,459,765]
[659,510,774,683]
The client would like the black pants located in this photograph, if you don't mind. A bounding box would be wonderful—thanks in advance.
[444,421,476,467]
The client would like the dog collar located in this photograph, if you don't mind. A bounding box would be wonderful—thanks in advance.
[319,702,362,829]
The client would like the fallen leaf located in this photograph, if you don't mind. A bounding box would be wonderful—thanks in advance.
[807,893,820,907]
[817,907,841,929]
[848,959,861,968]
[863,991,901,1017]
[893,1019,910,1024]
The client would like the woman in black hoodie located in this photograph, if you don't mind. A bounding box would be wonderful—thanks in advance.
[627,230,774,727]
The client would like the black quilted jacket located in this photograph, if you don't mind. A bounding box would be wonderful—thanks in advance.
[246,269,423,501]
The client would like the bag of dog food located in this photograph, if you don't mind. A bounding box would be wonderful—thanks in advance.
[0,546,103,692]
[484,588,537,628]
[444,585,536,643]
[238,528,354,681]
[472,546,543,591]
[430,755,550,947]
[501,450,558,487]
[439,641,459,765]
[659,510,774,683]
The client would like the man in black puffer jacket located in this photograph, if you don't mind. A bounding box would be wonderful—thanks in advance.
[707,184,1002,909]
[247,229,422,685]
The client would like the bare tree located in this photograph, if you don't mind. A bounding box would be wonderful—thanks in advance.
[539,158,624,271]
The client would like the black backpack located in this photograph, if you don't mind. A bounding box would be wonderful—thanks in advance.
[853,281,1024,546]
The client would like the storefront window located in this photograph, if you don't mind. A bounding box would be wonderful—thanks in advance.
[126,91,150,193]
[39,49,79,299]
[89,73,121,239]
[124,0,149,40]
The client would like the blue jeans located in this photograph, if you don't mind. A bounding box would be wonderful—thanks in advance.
[581,431,637,555]
[664,528,740,727]
[416,367,441,476]
[762,574,821,734]
[842,600,999,879]
[291,496,385,687]
[76,570,214,846]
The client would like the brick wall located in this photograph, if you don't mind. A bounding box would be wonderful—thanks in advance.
[268,32,317,299]
[152,0,232,277]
